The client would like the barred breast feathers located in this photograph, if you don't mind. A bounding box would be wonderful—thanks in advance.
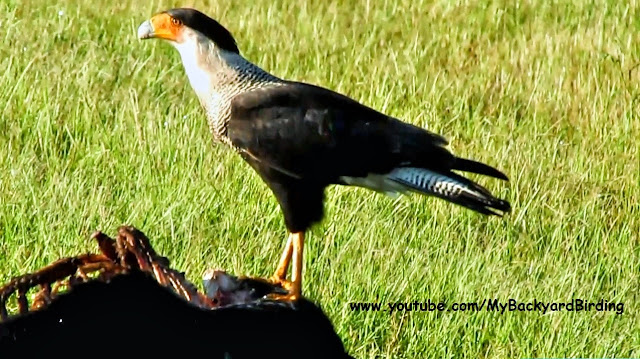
[172,28,284,145]
[208,50,284,144]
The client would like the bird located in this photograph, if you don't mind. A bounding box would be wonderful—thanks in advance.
[137,8,511,301]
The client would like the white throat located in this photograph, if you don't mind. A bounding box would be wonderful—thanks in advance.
[168,28,283,143]
[170,31,221,99]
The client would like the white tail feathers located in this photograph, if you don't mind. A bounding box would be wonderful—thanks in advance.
[387,167,511,215]
[388,168,472,198]
[339,167,510,215]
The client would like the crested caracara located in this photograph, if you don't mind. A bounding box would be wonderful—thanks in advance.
[137,8,511,301]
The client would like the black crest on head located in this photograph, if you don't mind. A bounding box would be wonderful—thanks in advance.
[166,8,239,54]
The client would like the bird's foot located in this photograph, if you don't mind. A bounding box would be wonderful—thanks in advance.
[201,274,300,303]
[266,292,300,302]
[267,275,294,291]
[264,276,300,302]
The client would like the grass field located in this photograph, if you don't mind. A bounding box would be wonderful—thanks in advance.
[1,0,639,357]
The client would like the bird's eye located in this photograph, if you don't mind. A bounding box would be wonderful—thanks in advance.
[171,17,182,26]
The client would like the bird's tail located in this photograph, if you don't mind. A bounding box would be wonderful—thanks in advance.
[387,165,511,216]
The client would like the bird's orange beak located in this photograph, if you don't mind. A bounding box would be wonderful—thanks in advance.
[138,13,180,41]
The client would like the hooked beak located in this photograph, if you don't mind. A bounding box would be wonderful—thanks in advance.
[137,13,178,41]
[137,20,154,39]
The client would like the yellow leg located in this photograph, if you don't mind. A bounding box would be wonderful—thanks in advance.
[288,231,304,300]
[268,232,304,301]
[272,233,293,281]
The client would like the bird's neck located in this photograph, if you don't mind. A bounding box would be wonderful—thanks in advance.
[174,39,283,143]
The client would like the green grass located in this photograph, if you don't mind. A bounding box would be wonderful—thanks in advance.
[1,0,639,357]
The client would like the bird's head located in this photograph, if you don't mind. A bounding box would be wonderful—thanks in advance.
[137,8,239,54]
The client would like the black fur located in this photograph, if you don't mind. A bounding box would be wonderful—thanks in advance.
[0,272,353,358]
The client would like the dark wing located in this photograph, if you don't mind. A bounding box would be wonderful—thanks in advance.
[227,81,510,216]
[227,82,453,182]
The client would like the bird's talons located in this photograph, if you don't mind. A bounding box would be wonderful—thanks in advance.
[268,276,293,291]
[231,275,299,302]
[266,292,300,302]
[265,276,301,302]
